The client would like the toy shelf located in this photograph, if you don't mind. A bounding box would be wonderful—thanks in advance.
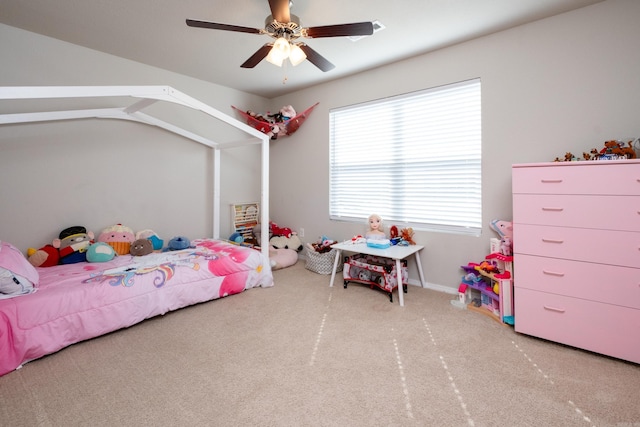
[231,202,259,243]
[459,252,514,325]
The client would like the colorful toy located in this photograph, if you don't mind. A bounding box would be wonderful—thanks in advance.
[98,224,135,256]
[269,233,303,251]
[165,236,192,251]
[135,229,164,251]
[86,242,116,263]
[27,244,60,267]
[54,225,95,264]
[130,239,153,256]
[269,222,293,238]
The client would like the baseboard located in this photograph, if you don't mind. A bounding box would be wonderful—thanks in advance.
[407,278,458,295]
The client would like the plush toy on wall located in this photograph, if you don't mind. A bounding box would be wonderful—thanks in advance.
[54,226,95,264]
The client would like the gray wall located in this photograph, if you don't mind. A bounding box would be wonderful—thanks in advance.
[0,24,269,253]
[268,0,640,292]
[1,0,639,294]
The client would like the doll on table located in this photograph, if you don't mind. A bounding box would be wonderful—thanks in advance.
[365,214,386,240]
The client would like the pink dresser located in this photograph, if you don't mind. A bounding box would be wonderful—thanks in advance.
[512,160,640,364]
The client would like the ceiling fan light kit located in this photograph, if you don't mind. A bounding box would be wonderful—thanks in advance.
[186,0,375,72]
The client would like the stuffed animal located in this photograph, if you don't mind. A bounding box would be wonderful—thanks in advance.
[27,244,60,267]
[86,242,116,263]
[135,229,164,251]
[358,269,372,282]
[130,239,154,256]
[400,227,416,245]
[500,236,513,256]
[279,105,296,120]
[269,234,303,251]
[270,222,293,238]
[98,224,135,256]
[54,225,95,264]
[164,236,192,251]
[490,219,513,240]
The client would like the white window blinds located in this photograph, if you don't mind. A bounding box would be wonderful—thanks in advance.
[329,78,481,235]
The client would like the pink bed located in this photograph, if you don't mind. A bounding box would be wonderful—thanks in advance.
[0,238,273,377]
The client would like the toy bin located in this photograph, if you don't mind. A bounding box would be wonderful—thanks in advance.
[343,254,408,302]
[305,248,342,275]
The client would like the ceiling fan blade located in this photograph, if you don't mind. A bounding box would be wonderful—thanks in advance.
[186,19,262,35]
[304,22,374,38]
[240,44,273,68]
[298,44,335,72]
[268,0,290,23]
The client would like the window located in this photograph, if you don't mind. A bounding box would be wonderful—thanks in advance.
[329,78,481,235]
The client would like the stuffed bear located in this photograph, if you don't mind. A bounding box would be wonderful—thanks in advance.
[130,239,154,256]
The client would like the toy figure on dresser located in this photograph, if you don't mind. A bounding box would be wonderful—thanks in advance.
[365,214,391,249]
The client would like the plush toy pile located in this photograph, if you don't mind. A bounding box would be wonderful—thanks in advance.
[307,236,337,253]
[553,138,638,162]
[26,224,175,267]
[245,105,297,140]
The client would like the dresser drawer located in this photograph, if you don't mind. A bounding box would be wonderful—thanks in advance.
[514,288,640,364]
[513,161,640,195]
[513,224,640,268]
[514,254,640,309]
[513,194,640,231]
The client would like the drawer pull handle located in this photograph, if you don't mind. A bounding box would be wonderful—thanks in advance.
[544,305,566,313]
[541,179,563,183]
[542,207,564,212]
[543,270,565,277]
[542,238,564,244]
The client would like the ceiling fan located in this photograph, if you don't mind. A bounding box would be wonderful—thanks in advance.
[186,0,374,72]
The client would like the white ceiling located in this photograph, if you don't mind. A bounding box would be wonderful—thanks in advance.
[0,0,604,98]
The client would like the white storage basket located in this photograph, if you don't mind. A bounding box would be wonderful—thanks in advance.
[305,247,342,275]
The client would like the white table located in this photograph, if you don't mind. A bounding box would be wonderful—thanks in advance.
[329,242,426,307]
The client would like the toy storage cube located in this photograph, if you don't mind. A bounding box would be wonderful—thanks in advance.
[342,254,408,302]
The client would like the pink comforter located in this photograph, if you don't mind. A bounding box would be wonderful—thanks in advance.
[0,239,273,376]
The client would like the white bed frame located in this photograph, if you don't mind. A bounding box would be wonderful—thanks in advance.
[0,85,271,259]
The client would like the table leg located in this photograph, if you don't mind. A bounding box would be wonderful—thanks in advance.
[414,252,426,287]
[396,258,405,307]
[329,249,341,287]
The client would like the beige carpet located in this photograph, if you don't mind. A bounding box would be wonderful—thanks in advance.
[0,261,638,427]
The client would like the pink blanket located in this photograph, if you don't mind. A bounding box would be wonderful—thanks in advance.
[0,239,273,376]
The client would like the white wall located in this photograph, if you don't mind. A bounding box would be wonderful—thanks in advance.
[0,24,269,252]
[269,0,640,292]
